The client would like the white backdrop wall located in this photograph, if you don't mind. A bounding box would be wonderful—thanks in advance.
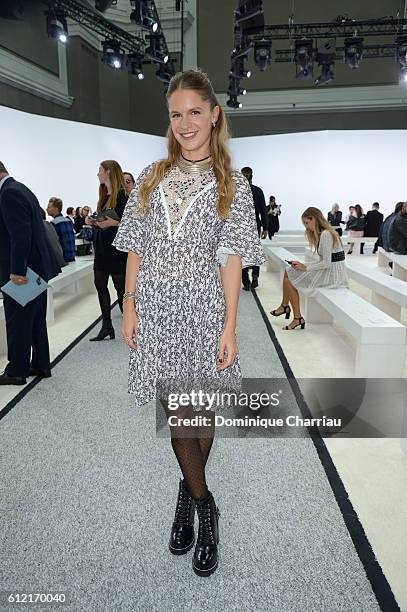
[230,130,407,230]
[0,105,166,212]
[1,105,405,230]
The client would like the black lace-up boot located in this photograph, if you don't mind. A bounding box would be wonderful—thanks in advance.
[192,491,220,576]
[169,479,196,555]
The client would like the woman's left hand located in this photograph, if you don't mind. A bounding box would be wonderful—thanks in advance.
[96,217,119,229]
[216,329,238,371]
[291,261,307,271]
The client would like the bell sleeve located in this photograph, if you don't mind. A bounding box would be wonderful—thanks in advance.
[217,172,266,269]
[112,164,153,256]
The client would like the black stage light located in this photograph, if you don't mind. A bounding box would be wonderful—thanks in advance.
[344,36,364,69]
[229,56,251,79]
[155,64,172,83]
[228,76,247,97]
[95,1,116,12]
[396,35,407,84]
[46,10,68,44]
[127,53,145,80]
[0,1,25,19]
[234,0,263,26]
[294,38,314,79]
[254,39,272,71]
[130,0,158,31]
[314,40,335,86]
[146,34,169,64]
[102,39,124,69]
[314,58,335,85]
[227,95,243,109]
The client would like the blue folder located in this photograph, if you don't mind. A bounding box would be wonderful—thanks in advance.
[1,267,48,307]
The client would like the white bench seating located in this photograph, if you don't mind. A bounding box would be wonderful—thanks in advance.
[345,259,407,321]
[264,246,406,377]
[377,248,407,282]
[47,259,95,325]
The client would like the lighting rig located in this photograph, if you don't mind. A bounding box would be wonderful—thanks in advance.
[227,0,407,108]
[41,0,174,84]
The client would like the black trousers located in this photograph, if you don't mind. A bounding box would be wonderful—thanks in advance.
[242,266,260,286]
[3,290,50,378]
[93,269,125,323]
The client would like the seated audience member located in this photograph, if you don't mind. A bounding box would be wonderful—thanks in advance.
[380,202,404,252]
[327,203,343,236]
[47,197,76,263]
[346,204,366,254]
[270,207,348,330]
[65,207,75,224]
[365,202,384,254]
[266,196,281,240]
[39,207,67,268]
[389,202,407,254]
[123,172,135,195]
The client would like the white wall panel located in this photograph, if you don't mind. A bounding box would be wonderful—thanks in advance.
[0,105,166,212]
[231,130,407,230]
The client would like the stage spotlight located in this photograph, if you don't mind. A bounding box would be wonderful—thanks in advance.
[155,64,172,84]
[344,37,364,69]
[396,35,407,67]
[314,40,335,86]
[294,38,314,79]
[254,39,272,71]
[102,39,124,69]
[145,34,169,64]
[130,0,158,32]
[314,58,334,86]
[95,0,116,11]
[234,0,263,26]
[229,57,251,79]
[127,54,145,80]
[226,96,243,109]
[46,10,68,43]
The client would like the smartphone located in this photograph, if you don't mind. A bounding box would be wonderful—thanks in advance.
[285,259,293,264]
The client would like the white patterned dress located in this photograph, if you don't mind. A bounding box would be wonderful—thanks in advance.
[287,229,349,295]
[112,163,265,408]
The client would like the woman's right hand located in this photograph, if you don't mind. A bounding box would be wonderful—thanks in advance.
[85,216,96,226]
[122,305,139,350]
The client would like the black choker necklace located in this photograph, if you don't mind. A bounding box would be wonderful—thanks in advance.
[181,153,211,163]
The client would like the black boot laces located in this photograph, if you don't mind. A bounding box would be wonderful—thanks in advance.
[175,485,193,525]
[197,506,215,545]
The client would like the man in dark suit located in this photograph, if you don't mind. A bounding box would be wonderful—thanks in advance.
[365,202,384,254]
[0,161,60,385]
[241,167,268,290]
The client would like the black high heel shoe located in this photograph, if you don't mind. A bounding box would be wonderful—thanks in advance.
[271,304,291,319]
[284,317,305,330]
[89,324,115,341]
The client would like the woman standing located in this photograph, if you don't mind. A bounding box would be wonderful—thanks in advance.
[87,160,128,341]
[266,195,281,240]
[327,203,343,237]
[123,172,135,195]
[271,207,348,330]
[346,204,366,254]
[113,69,264,576]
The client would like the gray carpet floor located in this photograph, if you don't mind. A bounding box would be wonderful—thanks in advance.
[0,291,382,611]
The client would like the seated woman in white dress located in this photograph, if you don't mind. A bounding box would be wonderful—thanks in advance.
[270,207,349,330]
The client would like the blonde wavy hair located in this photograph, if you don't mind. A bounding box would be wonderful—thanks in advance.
[138,69,235,218]
[302,207,342,252]
[97,160,126,212]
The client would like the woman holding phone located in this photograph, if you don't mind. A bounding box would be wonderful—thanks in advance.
[86,160,128,341]
[271,207,348,330]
